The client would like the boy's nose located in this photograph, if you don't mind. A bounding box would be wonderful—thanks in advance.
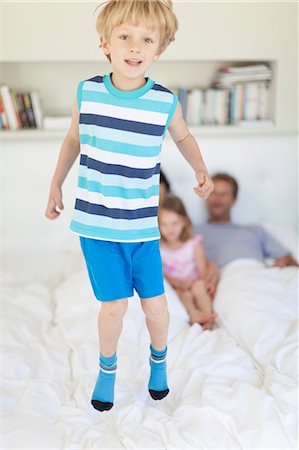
[129,47,141,53]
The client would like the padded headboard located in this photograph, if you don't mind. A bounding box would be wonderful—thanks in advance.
[2,132,298,253]
[161,133,298,228]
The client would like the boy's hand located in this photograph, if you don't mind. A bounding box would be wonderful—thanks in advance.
[194,169,214,199]
[45,185,64,220]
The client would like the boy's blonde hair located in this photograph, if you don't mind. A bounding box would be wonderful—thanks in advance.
[93,0,179,63]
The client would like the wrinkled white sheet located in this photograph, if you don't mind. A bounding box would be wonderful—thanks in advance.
[2,252,298,449]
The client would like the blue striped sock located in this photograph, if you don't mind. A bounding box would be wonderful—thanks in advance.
[91,352,117,412]
[148,343,169,400]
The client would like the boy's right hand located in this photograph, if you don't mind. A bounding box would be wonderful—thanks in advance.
[45,185,64,220]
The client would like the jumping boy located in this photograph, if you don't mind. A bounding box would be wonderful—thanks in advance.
[45,0,214,412]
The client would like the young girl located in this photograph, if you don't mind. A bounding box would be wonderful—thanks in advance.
[159,196,217,330]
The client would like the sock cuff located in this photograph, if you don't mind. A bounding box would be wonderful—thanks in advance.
[99,352,117,366]
[150,344,167,357]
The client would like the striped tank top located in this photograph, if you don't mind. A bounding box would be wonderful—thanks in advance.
[69,71,178,242]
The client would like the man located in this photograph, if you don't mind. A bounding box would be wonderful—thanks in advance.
[194,173,298,268]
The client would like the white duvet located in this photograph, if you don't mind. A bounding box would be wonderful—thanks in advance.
[2,251,298,449]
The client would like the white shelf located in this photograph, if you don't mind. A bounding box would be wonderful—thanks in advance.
[2,123,294,143]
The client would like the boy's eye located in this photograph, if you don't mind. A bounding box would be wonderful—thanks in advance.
[119,35,153,43]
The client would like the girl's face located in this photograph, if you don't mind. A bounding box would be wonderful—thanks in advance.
[159,210,186,242]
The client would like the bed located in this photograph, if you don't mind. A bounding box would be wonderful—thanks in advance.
[2,222,298,449]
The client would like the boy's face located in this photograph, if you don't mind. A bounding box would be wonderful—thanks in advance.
[101,21,163,77]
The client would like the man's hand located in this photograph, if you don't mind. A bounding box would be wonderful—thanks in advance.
[272,255,299,267]
[203,260,220,299]
[194,169,214,200]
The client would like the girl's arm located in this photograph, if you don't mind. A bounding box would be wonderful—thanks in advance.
[45,97,80,220]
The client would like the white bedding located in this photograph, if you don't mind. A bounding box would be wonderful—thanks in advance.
[2,251,298,449]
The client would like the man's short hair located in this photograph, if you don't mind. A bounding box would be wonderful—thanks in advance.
[211,172,239,199]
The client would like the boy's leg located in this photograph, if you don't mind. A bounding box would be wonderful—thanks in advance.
[140,293,170,400]
[91,298,128,412]
[98,299,128,356]
[140,293,169,350]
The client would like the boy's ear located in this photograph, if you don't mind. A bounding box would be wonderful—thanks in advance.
[100,35,110,55]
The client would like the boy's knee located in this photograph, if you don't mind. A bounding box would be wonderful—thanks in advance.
[101,298,128,318]
[140,293,168,318]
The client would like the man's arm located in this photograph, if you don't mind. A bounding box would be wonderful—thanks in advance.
[167,101,214,200]
[260,227,298,267]
[204,260,220,298]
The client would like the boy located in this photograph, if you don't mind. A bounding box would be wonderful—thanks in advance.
[45,0,214,412]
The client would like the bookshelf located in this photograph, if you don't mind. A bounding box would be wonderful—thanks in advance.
[0,1,297,137]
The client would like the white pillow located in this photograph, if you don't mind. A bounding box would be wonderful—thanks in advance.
[261,222,298,261]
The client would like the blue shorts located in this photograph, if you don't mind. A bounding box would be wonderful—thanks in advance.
[79,236,165,302]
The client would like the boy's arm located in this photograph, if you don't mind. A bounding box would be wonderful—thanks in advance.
[51,96,81,188]
[45,96,80,219]
[167,101,214,200]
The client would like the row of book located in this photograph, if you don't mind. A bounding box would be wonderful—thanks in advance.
[0,85,43,130]
[177,80,271,126]
[176,64,273,126]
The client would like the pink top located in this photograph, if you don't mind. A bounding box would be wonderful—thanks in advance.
[160,234,203,280]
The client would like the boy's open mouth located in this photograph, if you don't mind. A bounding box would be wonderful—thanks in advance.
[125,58,143,66]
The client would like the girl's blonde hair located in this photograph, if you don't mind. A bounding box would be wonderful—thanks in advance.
[93,0,179,63]
[158,195,193,243]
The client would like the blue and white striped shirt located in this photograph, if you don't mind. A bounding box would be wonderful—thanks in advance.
[69,71,178,242]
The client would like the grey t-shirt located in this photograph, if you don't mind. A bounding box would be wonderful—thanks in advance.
[194,222,290,268]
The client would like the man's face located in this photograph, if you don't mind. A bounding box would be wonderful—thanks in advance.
[206,179,236,218]
[101,21,162,76]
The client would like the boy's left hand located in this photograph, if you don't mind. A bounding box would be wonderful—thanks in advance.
[194,169,214,199]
